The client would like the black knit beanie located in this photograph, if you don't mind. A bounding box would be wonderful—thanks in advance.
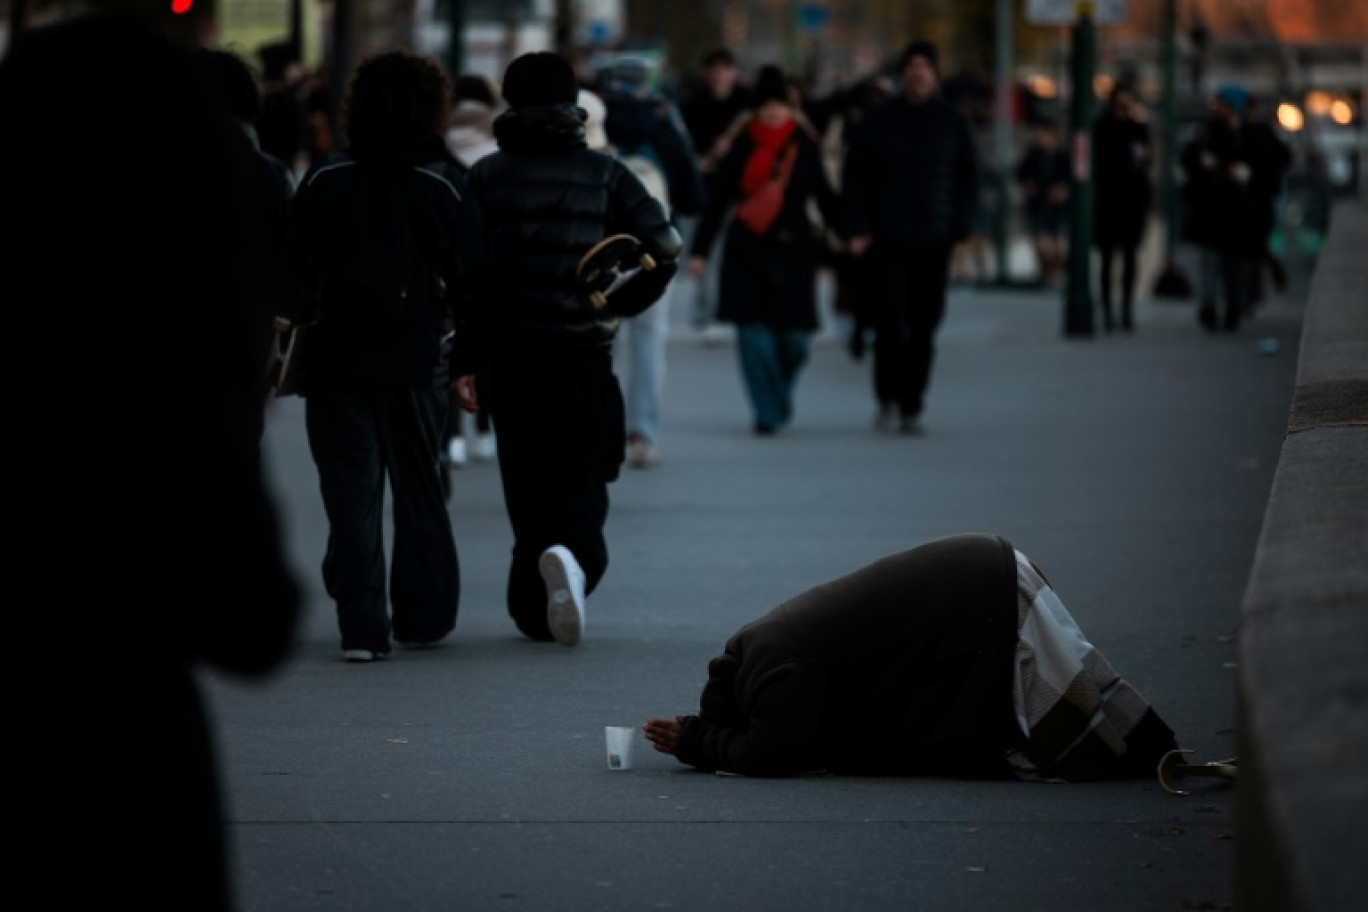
[898,40,939,73]
[752,64,789,106]
[501,51,578,108]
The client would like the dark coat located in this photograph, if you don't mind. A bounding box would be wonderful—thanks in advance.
[3,15,303,911]
[1092,112,1152,249]
[674,534,1022,777]
[1241,118,1293,240]
[461,102,682,363]
[688,116,848,330]
[1015,142,1070,231]
[601,90,707,217]
[1180,115,1265,254]
[679,82,755,198]
[291,138,486,390]
[842,92,980,249]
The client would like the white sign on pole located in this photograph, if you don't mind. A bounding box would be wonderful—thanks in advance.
[1026,0,1127,25]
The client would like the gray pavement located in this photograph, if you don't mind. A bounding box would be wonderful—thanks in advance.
[209,279,1304,912]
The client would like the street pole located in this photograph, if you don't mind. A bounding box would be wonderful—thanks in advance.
[1063,1,1095,337]
[331,0,357,134]
[993,0,1014,285]
[446,0,466,78]
[554,0,574,58]
[1159,0,1178,264]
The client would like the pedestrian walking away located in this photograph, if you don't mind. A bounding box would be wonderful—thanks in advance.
[1016,116,1070,289]
[455,51,682,646]
[1092,82,1153,332]
[687,63,850,436]
[192,45,299,438]
[440,72,501,475]
[289,49,487,662]
[843,40,981,435]
[592,57,707,468]
[644,533,1179,780]
[1180,83,1269,334]
[1237,92,1293,309]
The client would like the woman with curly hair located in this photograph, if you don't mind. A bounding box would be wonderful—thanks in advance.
[289,49,487,662]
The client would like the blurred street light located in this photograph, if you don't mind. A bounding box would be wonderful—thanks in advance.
[1277,102,1305,131]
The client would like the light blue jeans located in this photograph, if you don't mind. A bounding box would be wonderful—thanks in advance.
[619,293,671,444]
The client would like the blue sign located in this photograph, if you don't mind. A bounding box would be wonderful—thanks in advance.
[799,3,830,35]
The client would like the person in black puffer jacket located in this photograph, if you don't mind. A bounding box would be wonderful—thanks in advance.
[843,40,981,435]
[455,51,682,647]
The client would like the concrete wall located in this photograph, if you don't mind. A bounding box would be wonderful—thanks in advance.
[1236,197,1368,912]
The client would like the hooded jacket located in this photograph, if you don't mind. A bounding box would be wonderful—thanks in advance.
[458,102,682,369]
[600,89,707,217]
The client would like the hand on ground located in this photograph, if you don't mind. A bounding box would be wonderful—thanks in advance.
[643,715,686,755]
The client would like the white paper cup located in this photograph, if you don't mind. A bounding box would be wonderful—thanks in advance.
[605,726,635,770]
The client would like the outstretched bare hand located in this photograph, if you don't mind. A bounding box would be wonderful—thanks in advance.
[643,715,686,755]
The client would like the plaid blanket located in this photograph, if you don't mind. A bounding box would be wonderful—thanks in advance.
[1006,550,1175,781]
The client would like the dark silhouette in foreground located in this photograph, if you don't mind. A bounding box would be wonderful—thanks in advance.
[2,12,301,912]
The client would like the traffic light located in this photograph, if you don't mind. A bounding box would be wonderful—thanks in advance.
[171,0,193,13]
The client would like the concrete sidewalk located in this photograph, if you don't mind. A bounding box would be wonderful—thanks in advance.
[210,281,1303,912]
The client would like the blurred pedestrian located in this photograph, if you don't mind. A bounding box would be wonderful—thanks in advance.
[290,49,486,661]
[258,42,312,180]
[191,46,297,429]
[679,47,754,338]
[686,63,849,436]
[593,56,707,468]
[644,533,1179,780]
[1092,83,1153,332]
[1180,83,1263,333]
[440,72,501,472]
[1015,117,1070,288]
[2,12,301,911]
[843,40,980,434]
[1240,93,1293,305]
[822,72,895,359]
[456,51,682,646]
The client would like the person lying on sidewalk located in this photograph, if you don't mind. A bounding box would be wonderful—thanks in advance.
[644,533,1179,780]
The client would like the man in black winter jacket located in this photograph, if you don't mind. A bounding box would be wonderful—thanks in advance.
[454,51,682,647]
[843,40,980,434]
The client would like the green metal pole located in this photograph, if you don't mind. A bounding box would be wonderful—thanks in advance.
[1063,7,1095,337]
[993,0,1013,285]
[1159,0,1178,263]
[446,0,466,79]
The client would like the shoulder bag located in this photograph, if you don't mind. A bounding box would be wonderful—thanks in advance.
[734,137,798,236]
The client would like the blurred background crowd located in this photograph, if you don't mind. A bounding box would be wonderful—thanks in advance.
[4,0,1363,299]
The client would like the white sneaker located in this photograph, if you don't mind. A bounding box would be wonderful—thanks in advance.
[445,437,468,467]
[626,436,661,468]
[342,648,388,663]
[471,433,497,462]
[539,545,586,647]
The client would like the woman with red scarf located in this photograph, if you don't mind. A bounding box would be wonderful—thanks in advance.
[687,64,849,435]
